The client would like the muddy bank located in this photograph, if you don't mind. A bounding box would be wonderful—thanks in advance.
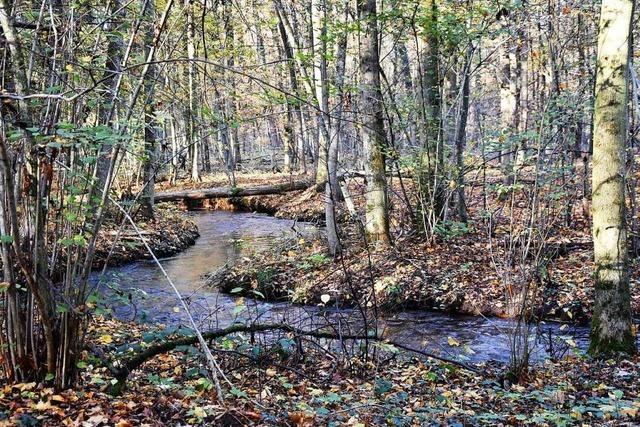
[93,204,199,268]
[158,172,324,222]
[174,187,325,224]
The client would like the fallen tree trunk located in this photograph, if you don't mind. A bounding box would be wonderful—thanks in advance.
[154,180,312,202]
[106,322,479,394]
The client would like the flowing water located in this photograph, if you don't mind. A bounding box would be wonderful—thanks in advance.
[96,210,596,364]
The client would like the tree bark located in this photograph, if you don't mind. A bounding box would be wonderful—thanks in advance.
[140,0,157,219]
[454,44,472,224]
[417,0,445,227]
[589,0,635,356]
[358,0,389,245]
[311,0,330,186]
[96,0,124,187]
[185,0,200,182]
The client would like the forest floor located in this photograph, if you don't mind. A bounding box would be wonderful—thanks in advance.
[2,317,639,426]
[197,172,639,323]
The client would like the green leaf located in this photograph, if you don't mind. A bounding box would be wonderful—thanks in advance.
[230,387,248,399]
[374,378,393,395]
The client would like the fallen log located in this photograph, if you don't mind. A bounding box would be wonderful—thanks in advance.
[105,322,480,395]
[154,180,312,202]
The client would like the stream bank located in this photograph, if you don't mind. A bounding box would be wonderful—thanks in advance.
[93,204,199,268]
[7,312,640,426]
[96,210,632,366]
[198,177,639,324]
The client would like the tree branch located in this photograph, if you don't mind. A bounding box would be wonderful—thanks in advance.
[107,322,480,394]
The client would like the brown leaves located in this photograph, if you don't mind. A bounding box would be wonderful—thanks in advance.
[288,411,316,426]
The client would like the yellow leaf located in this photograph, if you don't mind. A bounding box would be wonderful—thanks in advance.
[447,337,461,347]
[193,406,207,419]
[98,334,113,344]
[16,382,36,391]
[34,400,52,411]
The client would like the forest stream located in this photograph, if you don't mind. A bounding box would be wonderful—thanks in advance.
[96,210,592,365]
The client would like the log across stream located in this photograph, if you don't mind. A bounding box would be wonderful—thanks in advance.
[95,210,593,364]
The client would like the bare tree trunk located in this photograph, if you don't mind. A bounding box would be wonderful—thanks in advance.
[96,0,124,187]
[311,0,330,185]
[141,0,156,219]
[358,0,389,245]
[454,44,472,224]
[185,0,200,182]
[254,10,289,171]
[395,41,417,149]
[589,0,635,356]
[416,0,444,230]
[324,0,348,256]
[223,3,241,170]
[498,11,520,181]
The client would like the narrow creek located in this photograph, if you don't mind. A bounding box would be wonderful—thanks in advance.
[96,210,594,364]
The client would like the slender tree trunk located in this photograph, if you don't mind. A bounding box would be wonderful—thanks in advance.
[417,0,444,229]
[396,41,417,148]
[589,0,635,356]
[311,0,330,185]
[454,44,472,224]
[254,11,289,171]
[223,3,241,170]
[96,0,124,187]
[358,0,389,245]
[498,11,518,176]
[141,0,156,219]
[185,0,200,182]
[324,0,348,256]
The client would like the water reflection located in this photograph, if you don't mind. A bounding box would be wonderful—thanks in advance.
[96,210,600,364]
